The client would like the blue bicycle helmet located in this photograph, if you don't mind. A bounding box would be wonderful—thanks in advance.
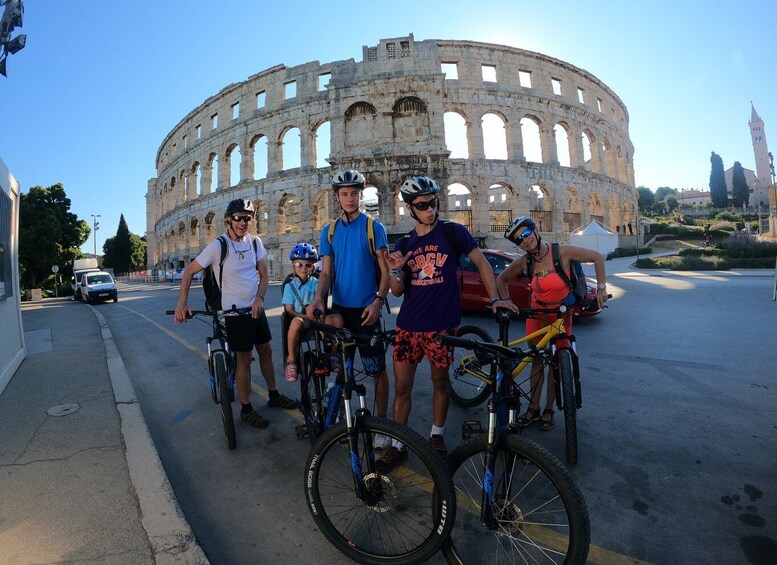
[289,242,318,262]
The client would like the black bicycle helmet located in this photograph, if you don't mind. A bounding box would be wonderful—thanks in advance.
[289,242,318,262]
[504,216,536,242]
[331,169,365,190]
[225,198,254,217]
[400,176,440,203]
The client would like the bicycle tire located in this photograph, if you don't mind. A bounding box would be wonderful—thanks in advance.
[450,325,495,408]
[557,349,578,466]
[443,433,590,564]
[300,350,326,441]
[305,417,455,564]
[213,351,236,450]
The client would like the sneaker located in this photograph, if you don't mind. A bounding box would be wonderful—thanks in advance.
[375,446,408,474]
[372,433,391,450]
[267,393,299,410]
[240,409,269,429]
[429,434,448,457]
[284,361,298,382]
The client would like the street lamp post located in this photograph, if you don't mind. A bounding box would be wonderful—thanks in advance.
[91,214,101,258]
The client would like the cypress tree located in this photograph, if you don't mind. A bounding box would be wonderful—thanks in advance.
[731,161,749,208]
[709,152,728,208]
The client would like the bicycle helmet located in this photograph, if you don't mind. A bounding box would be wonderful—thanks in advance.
[400,176,440,203]
[289,242,318,262]
[504,216,536,242]
[225,198,254,217]
[331,169,365,190]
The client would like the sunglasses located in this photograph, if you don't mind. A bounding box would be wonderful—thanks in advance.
[513,227,534,245]
[293,262,315,269]
[410,197,439,211]
[231,214,253,223]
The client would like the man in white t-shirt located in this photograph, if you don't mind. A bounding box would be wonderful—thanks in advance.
[174,199,297,428]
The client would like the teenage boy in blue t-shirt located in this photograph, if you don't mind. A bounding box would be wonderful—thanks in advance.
[307,170,391,447]
[377,176,517,472]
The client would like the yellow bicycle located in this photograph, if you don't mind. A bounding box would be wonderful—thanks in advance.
[451,302,601,465]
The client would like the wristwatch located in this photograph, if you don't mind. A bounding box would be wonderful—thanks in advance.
[597,283,606,290]
[375,293,386,305]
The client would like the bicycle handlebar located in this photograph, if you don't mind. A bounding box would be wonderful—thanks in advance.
[301,317,396,347]
[493,295,611,320]
[434,333,522,361]
[165,306,253,319]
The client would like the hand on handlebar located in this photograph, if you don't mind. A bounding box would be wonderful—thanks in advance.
[174,304,192,323]
[491,298,519,315]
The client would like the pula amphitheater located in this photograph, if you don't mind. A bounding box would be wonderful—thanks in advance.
[146,34,638,279]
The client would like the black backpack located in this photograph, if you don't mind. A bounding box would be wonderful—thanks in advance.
[526,243,588,304]
[202,235,259,312]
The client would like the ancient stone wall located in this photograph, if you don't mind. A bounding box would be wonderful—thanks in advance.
[147,34,638,278]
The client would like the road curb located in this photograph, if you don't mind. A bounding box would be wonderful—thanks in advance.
[90,306,210,564]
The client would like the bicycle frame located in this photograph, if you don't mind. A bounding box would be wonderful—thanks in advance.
[205,314,236,404]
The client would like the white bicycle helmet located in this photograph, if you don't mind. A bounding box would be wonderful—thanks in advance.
[331,169,365,190]
[504,216,536,242]
[400,176,440,203]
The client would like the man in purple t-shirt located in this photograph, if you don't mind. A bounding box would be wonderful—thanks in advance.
[376,176,517,472]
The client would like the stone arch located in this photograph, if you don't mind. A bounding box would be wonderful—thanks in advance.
[280,126,301,170]
[313,189,335,231]
[253,199,268,236]
[392,96,429,144]
[226,142,241,187]
[581,130,594,171]
[250,134,268,180]
[520,116,543,163]
[482,112,508,160]
[446,181,473,231]
[444,110,469,158]
[554,122,572,167]
[344,101,377,147]
[277,193,302,234]
[189,217,199,248]
[488,182,513,232]
[564,188,582,232]
[529,184,552,232]
[204,211,216,243]
[313,120,331,169]
[589,192,605,224]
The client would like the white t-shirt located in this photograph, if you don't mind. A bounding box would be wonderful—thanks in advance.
[194,233,267,310]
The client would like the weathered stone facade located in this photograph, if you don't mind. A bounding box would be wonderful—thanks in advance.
[147,34,637,278]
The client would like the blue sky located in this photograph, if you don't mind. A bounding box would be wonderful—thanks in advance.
[2,0,775,253]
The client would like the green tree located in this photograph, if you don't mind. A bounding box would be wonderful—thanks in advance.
[709,151,728,208]
[19,184,90,288]
[731,161,749,208]
[637,186,655,211]
[102,214,147,273]
[655,186,678,201]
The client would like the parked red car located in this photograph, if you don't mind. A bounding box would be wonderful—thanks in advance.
[457,249,601,316]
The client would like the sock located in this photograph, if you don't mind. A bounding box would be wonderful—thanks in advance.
[431,424,444,437]
[268,389,279,399]
[241,402,253,414]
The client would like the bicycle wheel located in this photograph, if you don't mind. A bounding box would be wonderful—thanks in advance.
[443,434,590,564]
[300,350,326,441]
[305,417,455,564]
[557,349,578,466]
[213,351,236,450]
[450,325,496,407]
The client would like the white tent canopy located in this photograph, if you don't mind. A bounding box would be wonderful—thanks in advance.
[569,220,619,255]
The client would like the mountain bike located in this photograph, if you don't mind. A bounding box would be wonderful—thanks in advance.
[167,306,250,450]
[435,330,591,564]
[451,300,605,465]
[299,317,455,565]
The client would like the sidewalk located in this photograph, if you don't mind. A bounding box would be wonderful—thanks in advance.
[0,298,208,565]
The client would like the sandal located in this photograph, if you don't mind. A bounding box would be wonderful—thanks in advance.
[517,405,541,428]
[539,409,555,431]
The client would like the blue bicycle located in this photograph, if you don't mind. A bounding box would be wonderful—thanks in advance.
[298,317,455,564]
[167,306,250,450]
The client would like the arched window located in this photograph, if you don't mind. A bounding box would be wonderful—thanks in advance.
[554,123,571,167]
[314,121,330,169]
[344,102,377,147]
[361,186,380,218]
[520,117,542,163]
[252,135,268,180]
[447,183,472,231]
[444,111,469,158]
[281,127,301,170]
[227,144,241,187]
[482,113,508,160]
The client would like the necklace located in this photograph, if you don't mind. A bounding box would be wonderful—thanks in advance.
[228,236,251,261]
[531,243,549,262]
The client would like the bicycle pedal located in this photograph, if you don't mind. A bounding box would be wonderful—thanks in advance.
[462,420,485,440]
[295,424,310,440]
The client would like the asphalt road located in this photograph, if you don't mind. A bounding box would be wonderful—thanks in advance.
[98,258,777,565]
